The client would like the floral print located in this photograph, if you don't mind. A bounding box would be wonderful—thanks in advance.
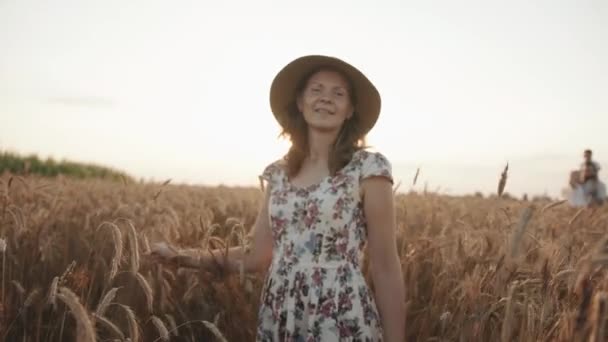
[256,150,393,342]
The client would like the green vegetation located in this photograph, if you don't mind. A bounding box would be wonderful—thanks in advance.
[0,151,134,182]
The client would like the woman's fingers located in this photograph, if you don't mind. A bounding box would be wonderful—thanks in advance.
[148,253,177,267]
[146,242,189,269]
[150,242,177,258]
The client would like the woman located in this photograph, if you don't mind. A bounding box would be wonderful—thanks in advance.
[151,55,406,341]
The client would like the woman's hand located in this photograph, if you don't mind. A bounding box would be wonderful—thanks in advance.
[149,242,180,266]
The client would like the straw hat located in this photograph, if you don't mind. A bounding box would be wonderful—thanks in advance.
[269,55,381,135]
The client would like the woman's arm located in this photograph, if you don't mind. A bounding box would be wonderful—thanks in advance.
[172,187,274,274]
[362,177,406,342]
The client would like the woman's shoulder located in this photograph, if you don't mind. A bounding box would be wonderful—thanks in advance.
[353,148,393,183]
[264,157,287,170]
[260,157,287,180]
[353,148,392,165]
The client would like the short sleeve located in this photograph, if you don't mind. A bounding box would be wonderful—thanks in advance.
[259,161,282,191]
[360,151,393,184]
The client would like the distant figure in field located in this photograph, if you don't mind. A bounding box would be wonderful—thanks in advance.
[565,149,606,207]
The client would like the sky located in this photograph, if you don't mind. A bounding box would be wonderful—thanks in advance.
[1,0,607,198]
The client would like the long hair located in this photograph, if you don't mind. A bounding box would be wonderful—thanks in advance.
[279,67,368,177]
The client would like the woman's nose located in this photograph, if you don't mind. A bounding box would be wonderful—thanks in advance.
[319,93,333,103]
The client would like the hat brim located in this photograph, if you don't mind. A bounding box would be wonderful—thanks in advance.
[269,55,381,136]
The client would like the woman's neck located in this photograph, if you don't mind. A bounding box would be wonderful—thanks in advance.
[307,129,338,162]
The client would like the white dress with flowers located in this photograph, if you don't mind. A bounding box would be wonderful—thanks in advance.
[256,149,393,342]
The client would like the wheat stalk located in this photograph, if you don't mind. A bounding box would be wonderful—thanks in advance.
[93,313,125,340]
[569,208,586,226]
[11,280,25,296]
[98,222,123,281]
[120,304,140,342]
[150,315,170,341]
[498,163,509,197]
[47,276,59,309]
[56,287,96,342]
[590,292,607,342]
[165,314,178,336]
[413,167,420,186]
[126,220,140,274]
[510,205,535,259]
[23,288,41,308]
[1,238,5,306]
[59,260,77,284]
[541,200,567,213]
[501,283,516,342]
[95,287,120,317]
[203,320,229,342]
[135,272,153,313]
[152,179,171,200]
[202,223,221,248]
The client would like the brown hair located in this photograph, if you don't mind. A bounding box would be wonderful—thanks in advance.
[279,67,368,178]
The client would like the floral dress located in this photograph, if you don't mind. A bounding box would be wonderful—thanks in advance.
[256,149,393,342]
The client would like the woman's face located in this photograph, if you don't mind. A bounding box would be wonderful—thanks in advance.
[296,69,354,133]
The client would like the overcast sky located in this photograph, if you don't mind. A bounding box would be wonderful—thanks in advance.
[1,0,606,197]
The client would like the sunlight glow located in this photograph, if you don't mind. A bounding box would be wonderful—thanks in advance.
[1,0,606,197]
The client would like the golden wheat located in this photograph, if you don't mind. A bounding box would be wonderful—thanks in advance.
[1,174,607,341]
[135,272,154,313]
[56,286,96,342]
[150,315,170,341]
[93,313,125,340]
[98,221,123,282]
[95,287,120,317]
[120,304,141,342]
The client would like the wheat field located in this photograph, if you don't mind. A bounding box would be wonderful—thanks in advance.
[0,173,607,341]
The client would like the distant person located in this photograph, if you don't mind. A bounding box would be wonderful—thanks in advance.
[579,149,604,205]
[580,149,600,183]
[566,149,606,207]
[149,55,406,341]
